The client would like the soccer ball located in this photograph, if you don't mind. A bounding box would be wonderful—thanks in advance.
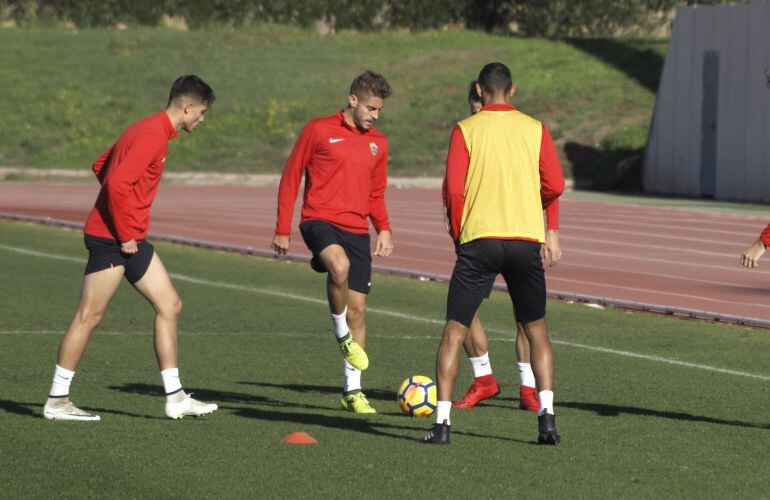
[398,375,437,416]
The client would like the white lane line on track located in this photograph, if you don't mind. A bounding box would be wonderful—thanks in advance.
[563,246,770,276]
[397,206,762,234]
[561,211,764,232]
[562,199,769,220]
[548,275,770,310]
[555,261,770,291]
[564,224,749,249]
[561,234,742,259]
[1,242,768,382]
[48,215,757,271]
[559,204,761,224]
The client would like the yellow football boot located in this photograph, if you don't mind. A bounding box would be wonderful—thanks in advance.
[338,335,369,371]
[341,392,377,414]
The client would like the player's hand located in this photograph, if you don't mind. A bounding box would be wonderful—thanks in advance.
[374,230,393,257]
[272,234,290,255]
[443,207,452,236]
[740,237,766,268]
[542,230,562,267]
[121,240,138,255]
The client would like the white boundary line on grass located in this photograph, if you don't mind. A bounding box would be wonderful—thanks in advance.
[1,243,769,382]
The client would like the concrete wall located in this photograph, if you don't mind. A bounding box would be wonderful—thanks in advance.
[643,1,770,202]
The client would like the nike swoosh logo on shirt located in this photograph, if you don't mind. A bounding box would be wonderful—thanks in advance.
[329,138,345,143]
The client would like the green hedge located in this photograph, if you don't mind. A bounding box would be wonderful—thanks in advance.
[0,0,747,35]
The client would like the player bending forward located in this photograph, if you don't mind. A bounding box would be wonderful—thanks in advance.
[43,75,219,421]
[273,70,394,414]
[424,63,564,445]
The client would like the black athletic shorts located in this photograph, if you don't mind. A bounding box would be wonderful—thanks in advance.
[446,239,545,327]
[454,242,491,300]
[84,234,155,284]
[299,219,372,294]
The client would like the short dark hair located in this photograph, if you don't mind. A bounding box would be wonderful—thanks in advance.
[168,75,216,107]
[478,62,512,96]
[468,80,482,103]
[350,70,392,100]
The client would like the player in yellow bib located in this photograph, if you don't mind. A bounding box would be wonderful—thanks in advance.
[450,81,562,413]
[426,63,565,445]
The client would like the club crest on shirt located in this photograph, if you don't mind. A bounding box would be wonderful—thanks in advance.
[369,142,379,156]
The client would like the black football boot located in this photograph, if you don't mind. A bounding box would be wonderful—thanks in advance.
[422,420,451,445]
[537,412,561,445]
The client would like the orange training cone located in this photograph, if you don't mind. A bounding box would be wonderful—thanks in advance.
[281,432,318,444]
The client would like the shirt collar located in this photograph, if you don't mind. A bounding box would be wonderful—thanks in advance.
[337,109,368,135]
[480,103,517,112]
[159,111,180,139]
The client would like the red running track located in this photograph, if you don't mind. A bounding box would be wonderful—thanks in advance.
[1,183,769,325]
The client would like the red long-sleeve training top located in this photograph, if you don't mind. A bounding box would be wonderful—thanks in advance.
[761,225,770,247]
[84,111,178,243]
[275,111,391,236]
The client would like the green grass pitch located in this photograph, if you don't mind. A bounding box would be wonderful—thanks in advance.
[0,219,768,497]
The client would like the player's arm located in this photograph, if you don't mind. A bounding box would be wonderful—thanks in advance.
[444,124,470,242]
[369,140,393,257]
[92,143,116,185]
[542,199,562,267]
[740,224,770,268]
[105,134,163,253]
[539,125,565,210]
[441,178,451,236]
[273,122,317,255]
[538,125,564,267]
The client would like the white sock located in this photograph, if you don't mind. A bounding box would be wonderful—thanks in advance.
[435,400,452,425]
[518,362,536,388]
[343,360,361,393]
[50,365,75,397]
[538,390,554,415]
[469,353,493,378]
[160,368,183,395]
[331,307,350,340]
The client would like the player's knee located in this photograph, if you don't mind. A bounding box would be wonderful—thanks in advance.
[522,318,548,340]
[77,308,105,329]
[442,320,468,342]
[328,259,350,283]
[348,302,366,322]
[159,297,183,319]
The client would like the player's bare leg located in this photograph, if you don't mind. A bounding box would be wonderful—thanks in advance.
[133,253,217,419]
[455,313,499,408]
[347,290,367,348]
[57,266,125,370]
[521,318,560,444]
[340,289,375,413]
[318,244,368,371]
[424,319,468,444]
[319,244,350,315]
[515,323,530,363]
[133,254,182,371]
[462,313,487,358]
[516,322,540,411]
[44,266,125,421]
[436,319,470,405]
[520,319,553,391]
